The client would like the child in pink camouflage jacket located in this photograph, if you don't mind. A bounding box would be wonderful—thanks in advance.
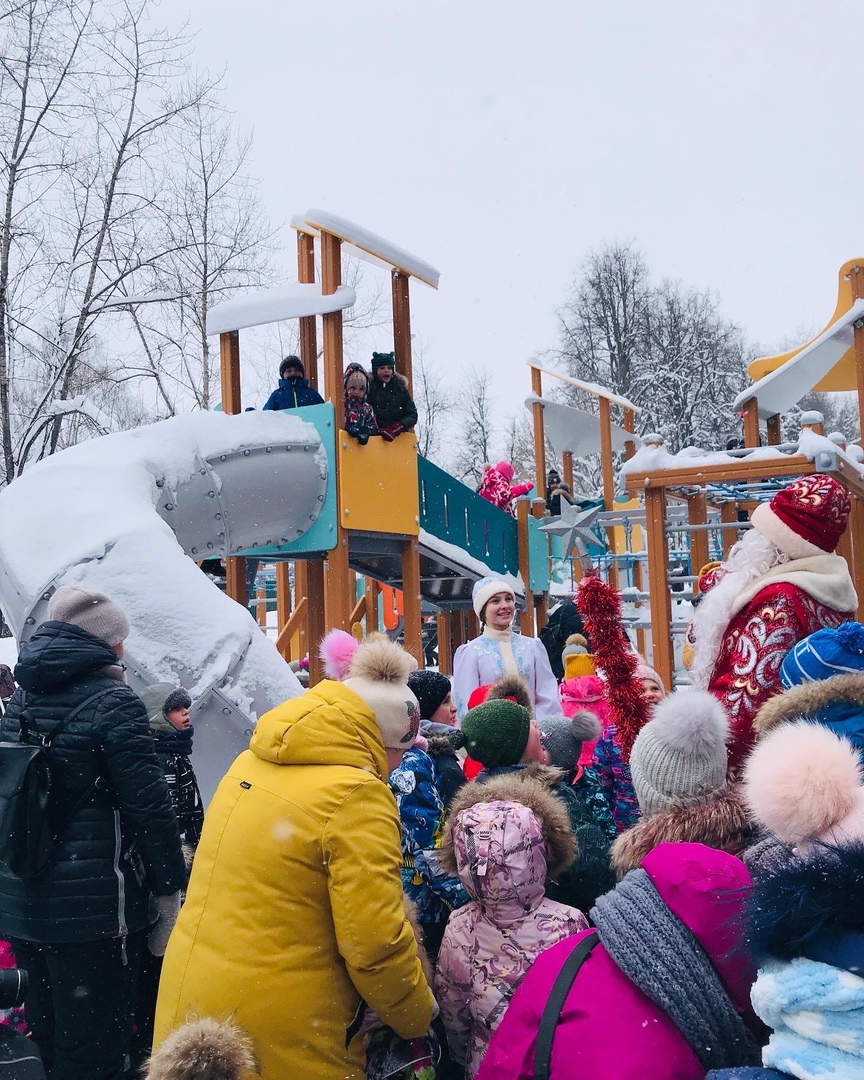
[478,461,534,515]
[435,771,587,1078]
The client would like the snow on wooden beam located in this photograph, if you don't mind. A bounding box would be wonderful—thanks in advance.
[528,364,641,413]
[734,298,864,418]
[525,396,640,458]
[206,283,357,335]
[302,209,440,289]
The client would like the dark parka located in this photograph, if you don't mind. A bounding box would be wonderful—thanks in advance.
[0,622,186,943]
[262,377,325,411]
[367,372,418,430]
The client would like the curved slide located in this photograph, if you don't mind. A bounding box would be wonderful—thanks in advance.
[0,409,329,798]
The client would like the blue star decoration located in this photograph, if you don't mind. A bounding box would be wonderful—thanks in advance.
[539,503,603,563]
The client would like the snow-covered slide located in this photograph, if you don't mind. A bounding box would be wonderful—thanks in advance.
[0,410,328,799]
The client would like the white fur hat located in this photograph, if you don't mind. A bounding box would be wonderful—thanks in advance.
[744,721,864,851]
[343,637,421,750]
[472,577,515,621]
[629,690,729,818]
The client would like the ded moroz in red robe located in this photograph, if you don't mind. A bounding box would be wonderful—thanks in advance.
[708,579,852,768]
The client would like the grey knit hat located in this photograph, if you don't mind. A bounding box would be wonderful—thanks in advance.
[539,711,601,772]
[47,585,130,646]
[163,687,192,717]
[629,691,729,818]
[138,682,177,726]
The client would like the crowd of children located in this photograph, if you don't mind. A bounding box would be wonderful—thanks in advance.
[7,563,864,1080]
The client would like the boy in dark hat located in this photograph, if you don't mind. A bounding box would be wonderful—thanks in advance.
[367,351,418,441]
[139,684,204,849]
[263,355,325,411]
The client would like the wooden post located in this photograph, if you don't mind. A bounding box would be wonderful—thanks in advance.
[401,538,423,666]
[275,562,291,659]
[219,331,241,414]
[598,395,619,590]
[297,230,319,389]
[530,367,547,501]
[742,399,760,448]
[531,498,548,631]
[516,499,535,636]
[364,578,379,633]
[644,486,674,691]
[562,450,574,496]
[720,501,738,557]
[766,414,781,446]
[848,265,864,444]
[219,329,246,605]
[256,586,267,628]
[623,408,637,460]
[305,561,327,684]
[452,610,466,653]
[392,271,413,394]
[437,612,453,675]
[688,491,710,582]
[467,611,480,639]
[320,230,352,633]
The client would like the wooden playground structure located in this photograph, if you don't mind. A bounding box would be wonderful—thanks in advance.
[213,231,864,693]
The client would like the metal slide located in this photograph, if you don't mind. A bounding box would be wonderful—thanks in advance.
[0,409,329,799]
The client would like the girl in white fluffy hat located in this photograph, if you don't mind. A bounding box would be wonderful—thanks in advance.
[452,577,559,721]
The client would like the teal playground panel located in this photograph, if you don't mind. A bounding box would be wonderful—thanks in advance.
[418,457,520,580]
[237,402,338,560]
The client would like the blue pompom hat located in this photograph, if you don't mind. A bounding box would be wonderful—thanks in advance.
[781,622,864,689]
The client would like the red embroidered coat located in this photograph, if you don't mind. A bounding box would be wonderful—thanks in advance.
[708,581,852,768]
[478,468,533,515]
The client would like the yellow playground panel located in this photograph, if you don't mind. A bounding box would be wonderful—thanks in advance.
[337,429,420,536]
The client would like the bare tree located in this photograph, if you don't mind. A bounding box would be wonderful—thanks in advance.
[0,0,219,477]
[111,100,277,413]
[451,366,494,485]
[413,343,452,462]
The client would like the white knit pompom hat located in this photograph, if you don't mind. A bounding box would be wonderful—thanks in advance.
[343,637,421,749]
[472,577,515,621]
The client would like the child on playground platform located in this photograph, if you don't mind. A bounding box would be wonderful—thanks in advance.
[343,363,379,445]
[367,351,418,441]
[478,461,534,515]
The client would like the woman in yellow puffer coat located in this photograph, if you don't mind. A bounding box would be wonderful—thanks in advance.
[153,638,435,1079]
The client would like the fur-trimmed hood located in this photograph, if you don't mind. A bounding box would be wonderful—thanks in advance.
[746,840,864,970]
[611,786,755,879]
[145,1018,258,1079]
[441,766,576,881]
[753,672,864,751]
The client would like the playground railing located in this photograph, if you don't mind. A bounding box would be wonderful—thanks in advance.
[418,456,520,579]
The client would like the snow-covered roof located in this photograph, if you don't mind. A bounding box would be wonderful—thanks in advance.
[300,209,440,289]
[524,397,640,457]
[206,282,356,335]
[528,365,641,412]
[734,298,864,418]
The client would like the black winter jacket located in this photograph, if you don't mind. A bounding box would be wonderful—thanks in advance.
[152,728,204,847]
[262,377,325,411]
[367,372,418,430]
[0,622,186,943]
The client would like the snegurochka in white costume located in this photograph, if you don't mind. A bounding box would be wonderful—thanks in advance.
[452,577,559,720]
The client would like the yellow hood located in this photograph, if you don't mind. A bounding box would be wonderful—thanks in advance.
[250,679,388,778]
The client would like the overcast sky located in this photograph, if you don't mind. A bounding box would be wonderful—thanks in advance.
[181,0,864,423]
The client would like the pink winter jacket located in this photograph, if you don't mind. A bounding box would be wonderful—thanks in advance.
[478,466,534,515]
[434,799,587,1078]
[559,674,610,765]
[475,843,757,1080]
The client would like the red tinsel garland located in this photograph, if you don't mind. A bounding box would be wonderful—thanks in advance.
[574,572,650,763]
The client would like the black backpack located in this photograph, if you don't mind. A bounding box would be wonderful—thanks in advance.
[0,687,114,880]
